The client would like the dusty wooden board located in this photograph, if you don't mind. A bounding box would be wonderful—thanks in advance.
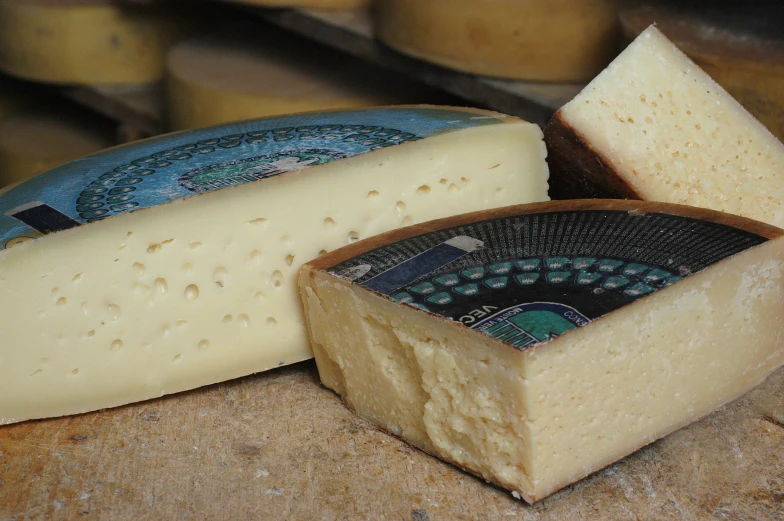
[0,361,782,520]
[236,6,583,128]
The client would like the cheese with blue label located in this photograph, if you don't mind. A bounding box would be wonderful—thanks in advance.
[299,199,784,502]
[0,106,549,424]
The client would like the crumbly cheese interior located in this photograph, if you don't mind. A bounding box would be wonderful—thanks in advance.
[301,235,784,502]
[560,26,784,227]
[0,122,548,424]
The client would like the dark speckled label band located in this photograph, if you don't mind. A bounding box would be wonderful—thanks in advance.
[328,210,767,349]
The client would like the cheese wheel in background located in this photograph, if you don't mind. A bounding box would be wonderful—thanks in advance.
[544,26,784,228]
[0,105,114,187]
[372,0,623,82]
[0,106,549,424]
[221,0,368,8]
[621,1,784,141]
[0,0,191,85]
[166,25,439,131]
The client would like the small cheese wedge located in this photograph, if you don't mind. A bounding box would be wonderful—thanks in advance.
[543,26,784,229]
[166,26,432,130]
[620,2,784,140]
[0,0,190,85]
[0,106,115,187]
[0,106,549,424]
[222,0,367,8]
[372,0,623,81]
[299,199,784,502]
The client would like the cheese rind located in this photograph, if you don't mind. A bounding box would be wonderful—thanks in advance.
[0,0,189,85]
[166,26,430,130]
[0,106,549,424]
[543,26,784,229]
[372,0,623,81]
[299,200,784,502]
[620,2,784,140]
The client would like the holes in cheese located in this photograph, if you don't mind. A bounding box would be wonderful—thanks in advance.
[299,200,784,503]
[0,106,549,424]
[544,26,784,229]
[372,0,623,81]
[0,0,191,85]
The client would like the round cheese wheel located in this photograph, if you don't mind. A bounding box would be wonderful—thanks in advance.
[0,107,114,186]
[166,26,435,130]
[621,2,784,141]
[0,0,190,85]
[220,0,368,9]
[372,0,623,82]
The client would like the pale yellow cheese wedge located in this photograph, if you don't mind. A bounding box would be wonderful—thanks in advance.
[372,0,623,81]
[0,0,190,85]
[621,2,784,140]
[0,106,549,424]
[299,200,784,502]
[544,26,784,229]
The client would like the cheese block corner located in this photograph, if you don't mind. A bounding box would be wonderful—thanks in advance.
[298,199,784,502]
[543,25,784,229]
[0,105,548,425]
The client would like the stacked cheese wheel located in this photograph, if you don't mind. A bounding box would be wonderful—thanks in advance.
[621,1,784,141]
[372,0,623,81]
[0,102,114,187]
[166,25,436,130]
[0,0,190,85]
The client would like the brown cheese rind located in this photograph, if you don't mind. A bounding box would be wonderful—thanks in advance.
[543,113,643,200]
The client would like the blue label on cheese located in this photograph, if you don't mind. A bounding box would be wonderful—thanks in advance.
[0,107,504,249]
[328,210,768,349]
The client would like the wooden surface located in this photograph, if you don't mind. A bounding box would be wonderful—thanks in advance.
[1,360,782,520]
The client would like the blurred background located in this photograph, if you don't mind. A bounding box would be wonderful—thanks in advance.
[0,0,781,187]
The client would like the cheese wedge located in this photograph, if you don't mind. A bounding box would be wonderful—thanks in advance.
[372,0,623,81]
[620,2,784,140]
[0,106,549,424]
[543,26,784,229]
[0,0,190,85]
[299,199,784,502]
[166,26,432,130]
[0,106,114,187]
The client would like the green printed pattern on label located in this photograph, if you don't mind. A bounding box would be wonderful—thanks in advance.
[329,210,767,350]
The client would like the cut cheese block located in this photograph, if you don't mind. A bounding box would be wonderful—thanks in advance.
[0,106,549,424]
[0,0,190,85]
[166,25,434,131]
[298,199,784,502]
[0,106,114,187]
[372,0,623,82]
[621,2,784,140]
[544,26,784,229]
[221,0,368,8]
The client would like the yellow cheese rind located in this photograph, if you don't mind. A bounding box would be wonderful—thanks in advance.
[0,1,188,85]
[372,0,623,81]
[299,201,784,502]
[545,26,784,228]
[0,110,549,424]
[620,2,784,140]
[166,27,430,130]
[0,107,114,187]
